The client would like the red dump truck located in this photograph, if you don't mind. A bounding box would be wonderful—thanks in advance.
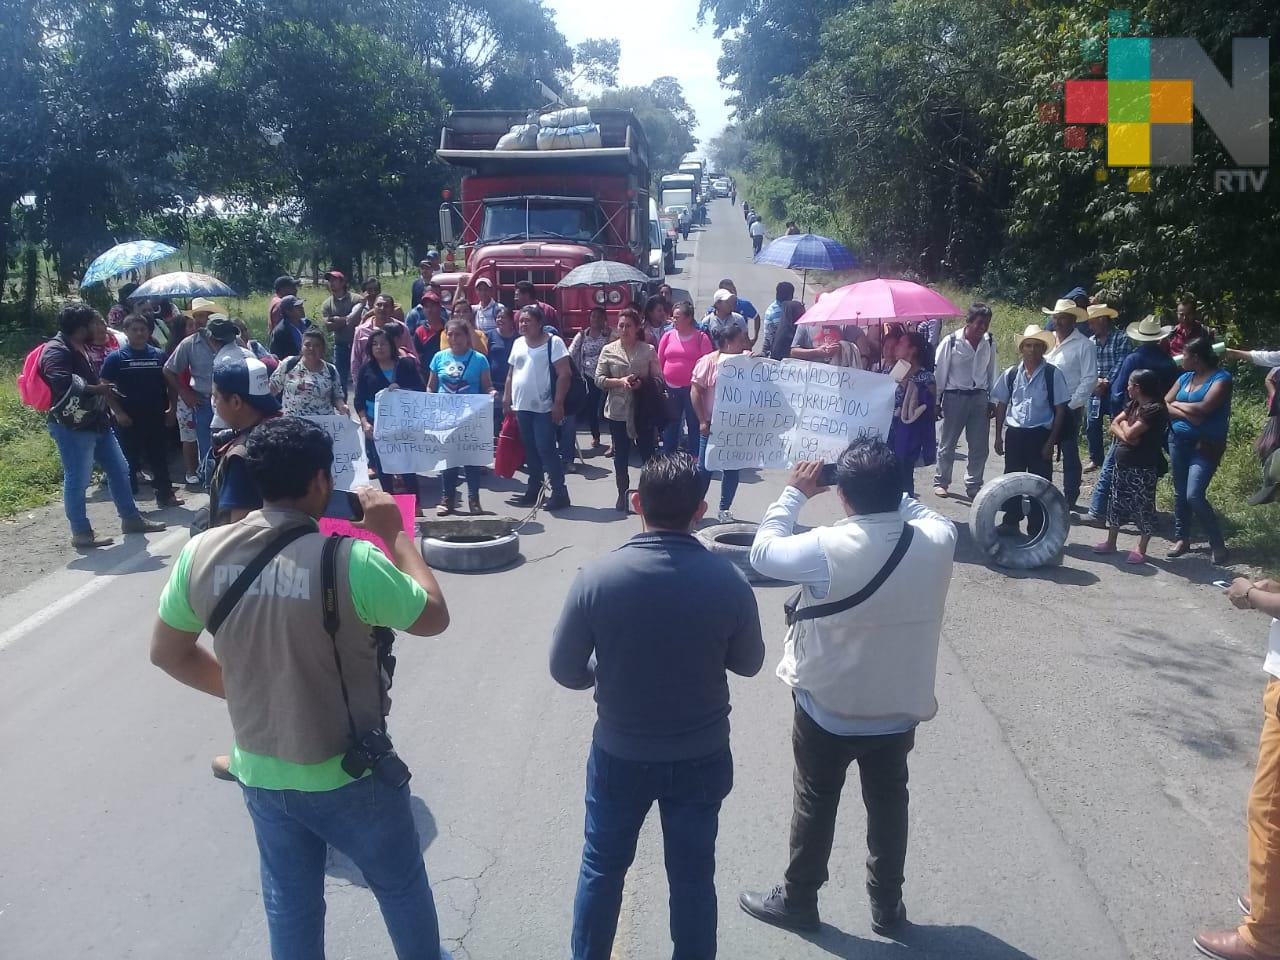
[434,109,652,334]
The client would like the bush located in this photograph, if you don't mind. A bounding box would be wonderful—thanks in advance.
[192,212,287,294]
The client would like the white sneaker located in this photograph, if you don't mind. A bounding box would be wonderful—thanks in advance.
[185,473,200,485]
[717,510,736,524]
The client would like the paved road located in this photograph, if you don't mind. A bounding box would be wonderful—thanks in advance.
[0,200,1269,960]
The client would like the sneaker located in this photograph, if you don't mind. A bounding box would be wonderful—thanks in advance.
[1166,541,1190,559]
[156,494,185,508]
[546,491,572,511]
[122,516,166,534]
[468,496,484,515]
[1078,511,1106,527]
[738,886,820,932]
[1083,462,1100,474]
[508,491,539,508]
[717,510,736,524]
[71,530,114,549]
[932,485,948,498]
[184,473,201,486]
[436,497,454,517]
[615,491,629,513]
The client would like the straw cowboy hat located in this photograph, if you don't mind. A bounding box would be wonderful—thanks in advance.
[1086,304,1119,320]
[1017,324,1056,350]
[1041,298,1089,321]
[1126,313,1173,342]
[190,297,220,317]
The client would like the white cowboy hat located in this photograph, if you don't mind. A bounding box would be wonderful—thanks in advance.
[1126,313,1174,342]
[1017,324,1056,350]
[1040,298,1089,322]
[1086,304,1119,320]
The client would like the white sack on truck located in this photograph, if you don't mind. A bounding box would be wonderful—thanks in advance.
[536,123,603,151]
[496,123,538,151]
[539,106,593,128]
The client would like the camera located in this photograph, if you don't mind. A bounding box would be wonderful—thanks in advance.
[341,728,411,788]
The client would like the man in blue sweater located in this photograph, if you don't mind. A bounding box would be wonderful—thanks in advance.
[551,452,765,960]
[1085,314,1179,523]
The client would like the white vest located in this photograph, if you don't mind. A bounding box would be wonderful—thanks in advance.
[776,514,954,724]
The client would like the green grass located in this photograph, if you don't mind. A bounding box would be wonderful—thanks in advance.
[0,361,63,517]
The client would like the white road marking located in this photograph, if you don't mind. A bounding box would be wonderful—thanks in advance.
[0,526,190,653]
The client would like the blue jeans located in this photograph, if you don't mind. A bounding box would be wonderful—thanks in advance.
[572,743,733,960]
[1089,441,1118,517]
[559,416,577,465]
[1086,404,1106,466]
[334,340,353,398]
[193,392,215,468]
[48,422,141,534]
[696,435,739,512]
[1059,407,1083,506]
[441,465,481,500]
[241,776,441,960]
[1169,434,1225,547]
[663,386,699,455]
[516,410,567,497]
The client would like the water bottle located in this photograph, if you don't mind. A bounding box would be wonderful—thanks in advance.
[1088,395,1101,421]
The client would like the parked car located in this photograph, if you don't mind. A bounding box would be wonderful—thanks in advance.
[713,178,731,198]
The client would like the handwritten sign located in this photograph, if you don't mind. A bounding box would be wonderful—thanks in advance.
[704,355,895,471]
[319,494,416,556]
[373,390,494,475]
[305,415,370,491]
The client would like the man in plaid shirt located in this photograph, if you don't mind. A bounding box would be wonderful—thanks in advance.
[1084,304,1132,471]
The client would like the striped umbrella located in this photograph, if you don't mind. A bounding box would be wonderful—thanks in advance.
[81,240,178,288]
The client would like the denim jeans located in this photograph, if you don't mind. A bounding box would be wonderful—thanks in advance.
[441,465,481,500]
[1058,406,1083,506]
[559,416,577,465]
[571,743,733,960]
[1169,434,1225,547]
[192,392,215,467]
[516,410,567,497]
[334,340,353,398]
[696,435,739,512]
[1085,404,1106,466]
[241,776,441,960]
[1089,441,1118,517]
[48,422,141,534]
[663,386,699,455]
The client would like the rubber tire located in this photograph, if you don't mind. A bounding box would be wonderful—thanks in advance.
[969,472,1069,569]
[421,532,520,573]
[696,522,783,585]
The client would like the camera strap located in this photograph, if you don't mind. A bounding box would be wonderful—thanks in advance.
[207,525,313,635]
[321,534,375,743]
[784,523,915,626]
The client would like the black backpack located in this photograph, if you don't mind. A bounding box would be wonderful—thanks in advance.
[546,338,589,415]
[1005,361,1057,408]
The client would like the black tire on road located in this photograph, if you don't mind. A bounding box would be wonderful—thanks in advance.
[969,472,1069,569]
[696,522,783,584]
[421,532,520,573]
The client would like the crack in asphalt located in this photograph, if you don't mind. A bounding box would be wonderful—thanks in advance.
[434,830,499,959]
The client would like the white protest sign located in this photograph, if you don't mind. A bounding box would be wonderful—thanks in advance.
[373,389,494,474]
[704,355,896,471]
[305,415,370,491]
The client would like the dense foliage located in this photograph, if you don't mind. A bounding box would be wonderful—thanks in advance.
[705,0,1280,338]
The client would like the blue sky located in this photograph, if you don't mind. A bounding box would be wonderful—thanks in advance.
[545,0,731,148]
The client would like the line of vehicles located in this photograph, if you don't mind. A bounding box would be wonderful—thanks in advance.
[432,107,731,334]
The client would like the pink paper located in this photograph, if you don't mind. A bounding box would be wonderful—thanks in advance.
[319,494,416,556]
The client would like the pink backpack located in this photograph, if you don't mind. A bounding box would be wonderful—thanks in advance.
[16,342,52,411]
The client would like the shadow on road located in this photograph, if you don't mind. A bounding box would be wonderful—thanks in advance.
[325,794,436,888]
[798,921,1037,959]
[951,518,1101,586]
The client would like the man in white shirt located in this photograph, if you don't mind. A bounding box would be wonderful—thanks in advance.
[738,440,957,939]
[750,217,765,256]
[1044,298,1098,511]
[932,303,997,499]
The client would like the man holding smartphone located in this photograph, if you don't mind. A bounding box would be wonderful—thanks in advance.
[739,440,956,938]
[151,417,451,959]
[1196,579,1280,960]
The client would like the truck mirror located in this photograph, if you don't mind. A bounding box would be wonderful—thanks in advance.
[438,203,455,248]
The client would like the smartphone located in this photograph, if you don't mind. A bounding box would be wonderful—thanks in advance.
[324,489,365,522]
[1213,579,1232,591]
[819,462,838,487]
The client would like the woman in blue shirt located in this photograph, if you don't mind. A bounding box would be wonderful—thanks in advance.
[1166,336,1233,563]
[428,319,495,516]
[355,323,426,507]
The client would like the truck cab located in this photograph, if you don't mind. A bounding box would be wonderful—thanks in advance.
[435,109,651,333]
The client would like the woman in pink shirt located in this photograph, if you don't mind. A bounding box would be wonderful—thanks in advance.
[657,302,712,454]
[692,324,749,522]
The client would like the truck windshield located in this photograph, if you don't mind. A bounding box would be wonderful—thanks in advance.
[649,221,661,247]
[481,199,604,243]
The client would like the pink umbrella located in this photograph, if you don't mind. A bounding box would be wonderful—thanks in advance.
[796,278,962,326]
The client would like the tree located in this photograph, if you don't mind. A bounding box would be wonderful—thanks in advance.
[708,125,752,173]
[572,39,621,89]
[591,78,699,184]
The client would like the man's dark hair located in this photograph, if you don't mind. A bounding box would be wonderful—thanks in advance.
[118,282,139,305]
[1178,293,1198,308]
[123,312,154,333]
[59,302,96,337]
[515,280,537,298]
[520,303,545,327]
[967,302,992,325]
[776,281,795,302]
[835,439,902,514]
[717,278,736,292]
[644,294,668,321]
[638,452,703,529]
[363,278,382,293]
[244,417,334,502]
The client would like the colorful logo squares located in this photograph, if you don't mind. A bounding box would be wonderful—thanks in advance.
[1065,79,1191,125]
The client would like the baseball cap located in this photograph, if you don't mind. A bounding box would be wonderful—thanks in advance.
[713,288,735,303]
[420,291,442,305]
[279,295,305,312]
[212,353,281,415]
[474,276,493,288]
[426,249,440,259]
[206,314,239,342]
[324,270,346,283]
[274,275,298,291]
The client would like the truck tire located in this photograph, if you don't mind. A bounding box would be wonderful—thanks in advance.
[421,532,520,573]
[696,522,783,584]
[969,472,1069,569]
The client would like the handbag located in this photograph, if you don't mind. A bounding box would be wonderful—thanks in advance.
[546,339,588,415]
[1256,416,1280,463]
[494,412,525,478]
[634,376,673,433]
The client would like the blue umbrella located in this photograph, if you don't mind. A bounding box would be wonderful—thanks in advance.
[81,240,178,288]
[129,271,238,300]
[754,233,858,298]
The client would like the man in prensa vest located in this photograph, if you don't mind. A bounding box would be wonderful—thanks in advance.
[738,440,957,938]
[151,418,451,958]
